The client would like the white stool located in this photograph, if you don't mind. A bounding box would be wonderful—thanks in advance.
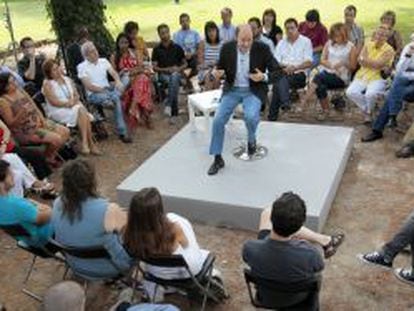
[187,89,222,132]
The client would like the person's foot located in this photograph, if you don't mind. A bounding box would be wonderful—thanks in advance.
[322,232,345,258]
[268,115,278,122]
[90,146,103,156]
[208,157,225,175]
[387,116,398,129]
[361,130,383,143]
[169,116,178,125]
[247,141,257,156]
[394,268,414,286]
[80,145,90,155]
[357,251,392,269]
[164,106,172,117]
[395,143,414,158]
[119,134,132,144]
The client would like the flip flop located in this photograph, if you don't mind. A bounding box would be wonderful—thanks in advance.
[323,232,345,259]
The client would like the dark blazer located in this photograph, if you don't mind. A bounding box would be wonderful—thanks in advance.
[217,40,284,104]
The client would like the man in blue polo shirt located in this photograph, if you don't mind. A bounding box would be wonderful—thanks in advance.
[0,159,52,247]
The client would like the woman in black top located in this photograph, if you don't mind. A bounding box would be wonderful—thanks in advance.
[262,8,283,46]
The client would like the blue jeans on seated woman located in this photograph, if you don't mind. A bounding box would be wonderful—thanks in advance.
[312,71,345,100]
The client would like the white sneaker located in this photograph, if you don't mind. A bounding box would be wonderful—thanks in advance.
[164,106,172,117]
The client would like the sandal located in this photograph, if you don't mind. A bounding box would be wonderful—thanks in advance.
[323,232,345,259]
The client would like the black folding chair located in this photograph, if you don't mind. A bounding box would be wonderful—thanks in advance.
[0,224,66,301]
[244,268,321,311]
[139,253,227,311]
[48,239,138,293]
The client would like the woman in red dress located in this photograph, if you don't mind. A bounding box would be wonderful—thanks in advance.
[111,33,153,129]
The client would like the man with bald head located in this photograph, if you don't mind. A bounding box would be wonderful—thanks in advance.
[208,24,283,175]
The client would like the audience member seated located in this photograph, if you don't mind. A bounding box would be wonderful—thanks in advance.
[42,59,101,155]
[123,21,150,61]
[66,26,91,82]
[17,37,46,113]
[270,18,312,121]
[396,120,414,158]
[0,65,25,88]
[344,5,364,56]
[173,13,200,88]
[305,23,357,115]
[0,72,70,165]
[346,24,395,123]
[123,187,219,299]
[42,281,180,311]
[219,7,236,43]
[152,24,187,123]
[262,8,283,47]
[52,159,131,280]
[197,21,222,90]
[111,33,153,130]
[0,159,53,247]
[248,17,275,52]
[242,192,344,307]
[362,40,414,142]
[1,151,55,199]
[77,41,132,143]
[0,118,52,182]
[380,10,403,63]
[298,9,328,67]
[358,208,414,286]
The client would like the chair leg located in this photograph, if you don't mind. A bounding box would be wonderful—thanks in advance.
[24,255,37,284]
[21,288,42,302]
[152,284,159,302]
[62,266,69,280]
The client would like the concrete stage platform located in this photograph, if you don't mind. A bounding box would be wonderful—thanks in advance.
[117,118,354,232]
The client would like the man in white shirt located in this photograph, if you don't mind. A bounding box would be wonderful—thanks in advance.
[248,17,275,53]
[269,18,313,121]
[77,41,131,143]
[219,7,236,43]
[362,39,414,142]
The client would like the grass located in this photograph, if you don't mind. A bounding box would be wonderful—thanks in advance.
[0,0,413,51]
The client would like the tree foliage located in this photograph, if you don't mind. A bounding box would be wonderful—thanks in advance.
[46,0,114,57]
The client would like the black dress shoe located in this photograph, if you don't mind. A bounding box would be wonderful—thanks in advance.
[119,134,132,143]
[395,143,414,158]
[208,158,225,175]
[248,142,257,156]
[361,130,383,143]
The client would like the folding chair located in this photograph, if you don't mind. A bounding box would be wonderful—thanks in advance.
[244,268,321,311]
[0,224,66,301]
[48,238,138,294]
[139,253,227,311]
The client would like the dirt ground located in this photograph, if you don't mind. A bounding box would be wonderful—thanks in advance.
[0,93,414,311]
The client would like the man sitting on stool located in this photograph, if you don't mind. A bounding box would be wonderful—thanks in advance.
[208,24,283,175]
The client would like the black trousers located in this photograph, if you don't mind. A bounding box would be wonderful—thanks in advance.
[312,71,345,100]
[14,146,52,180]
[269,72,307,121]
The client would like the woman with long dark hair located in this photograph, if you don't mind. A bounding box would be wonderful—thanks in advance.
[262,8,283,46]
[123,187,213,297]
[111,32,153,129]
[197,21,222,90]
[52,159,131,279]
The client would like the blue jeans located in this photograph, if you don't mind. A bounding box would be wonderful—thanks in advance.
[373,75,414,132]
[159,72,182,116]
[127,303,179,311]
[209,87,261,155]
[88,87,128,136]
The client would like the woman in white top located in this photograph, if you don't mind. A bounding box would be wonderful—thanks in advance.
[42,59,100,155]
[123,187,212,298]
[306,23,357,112]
